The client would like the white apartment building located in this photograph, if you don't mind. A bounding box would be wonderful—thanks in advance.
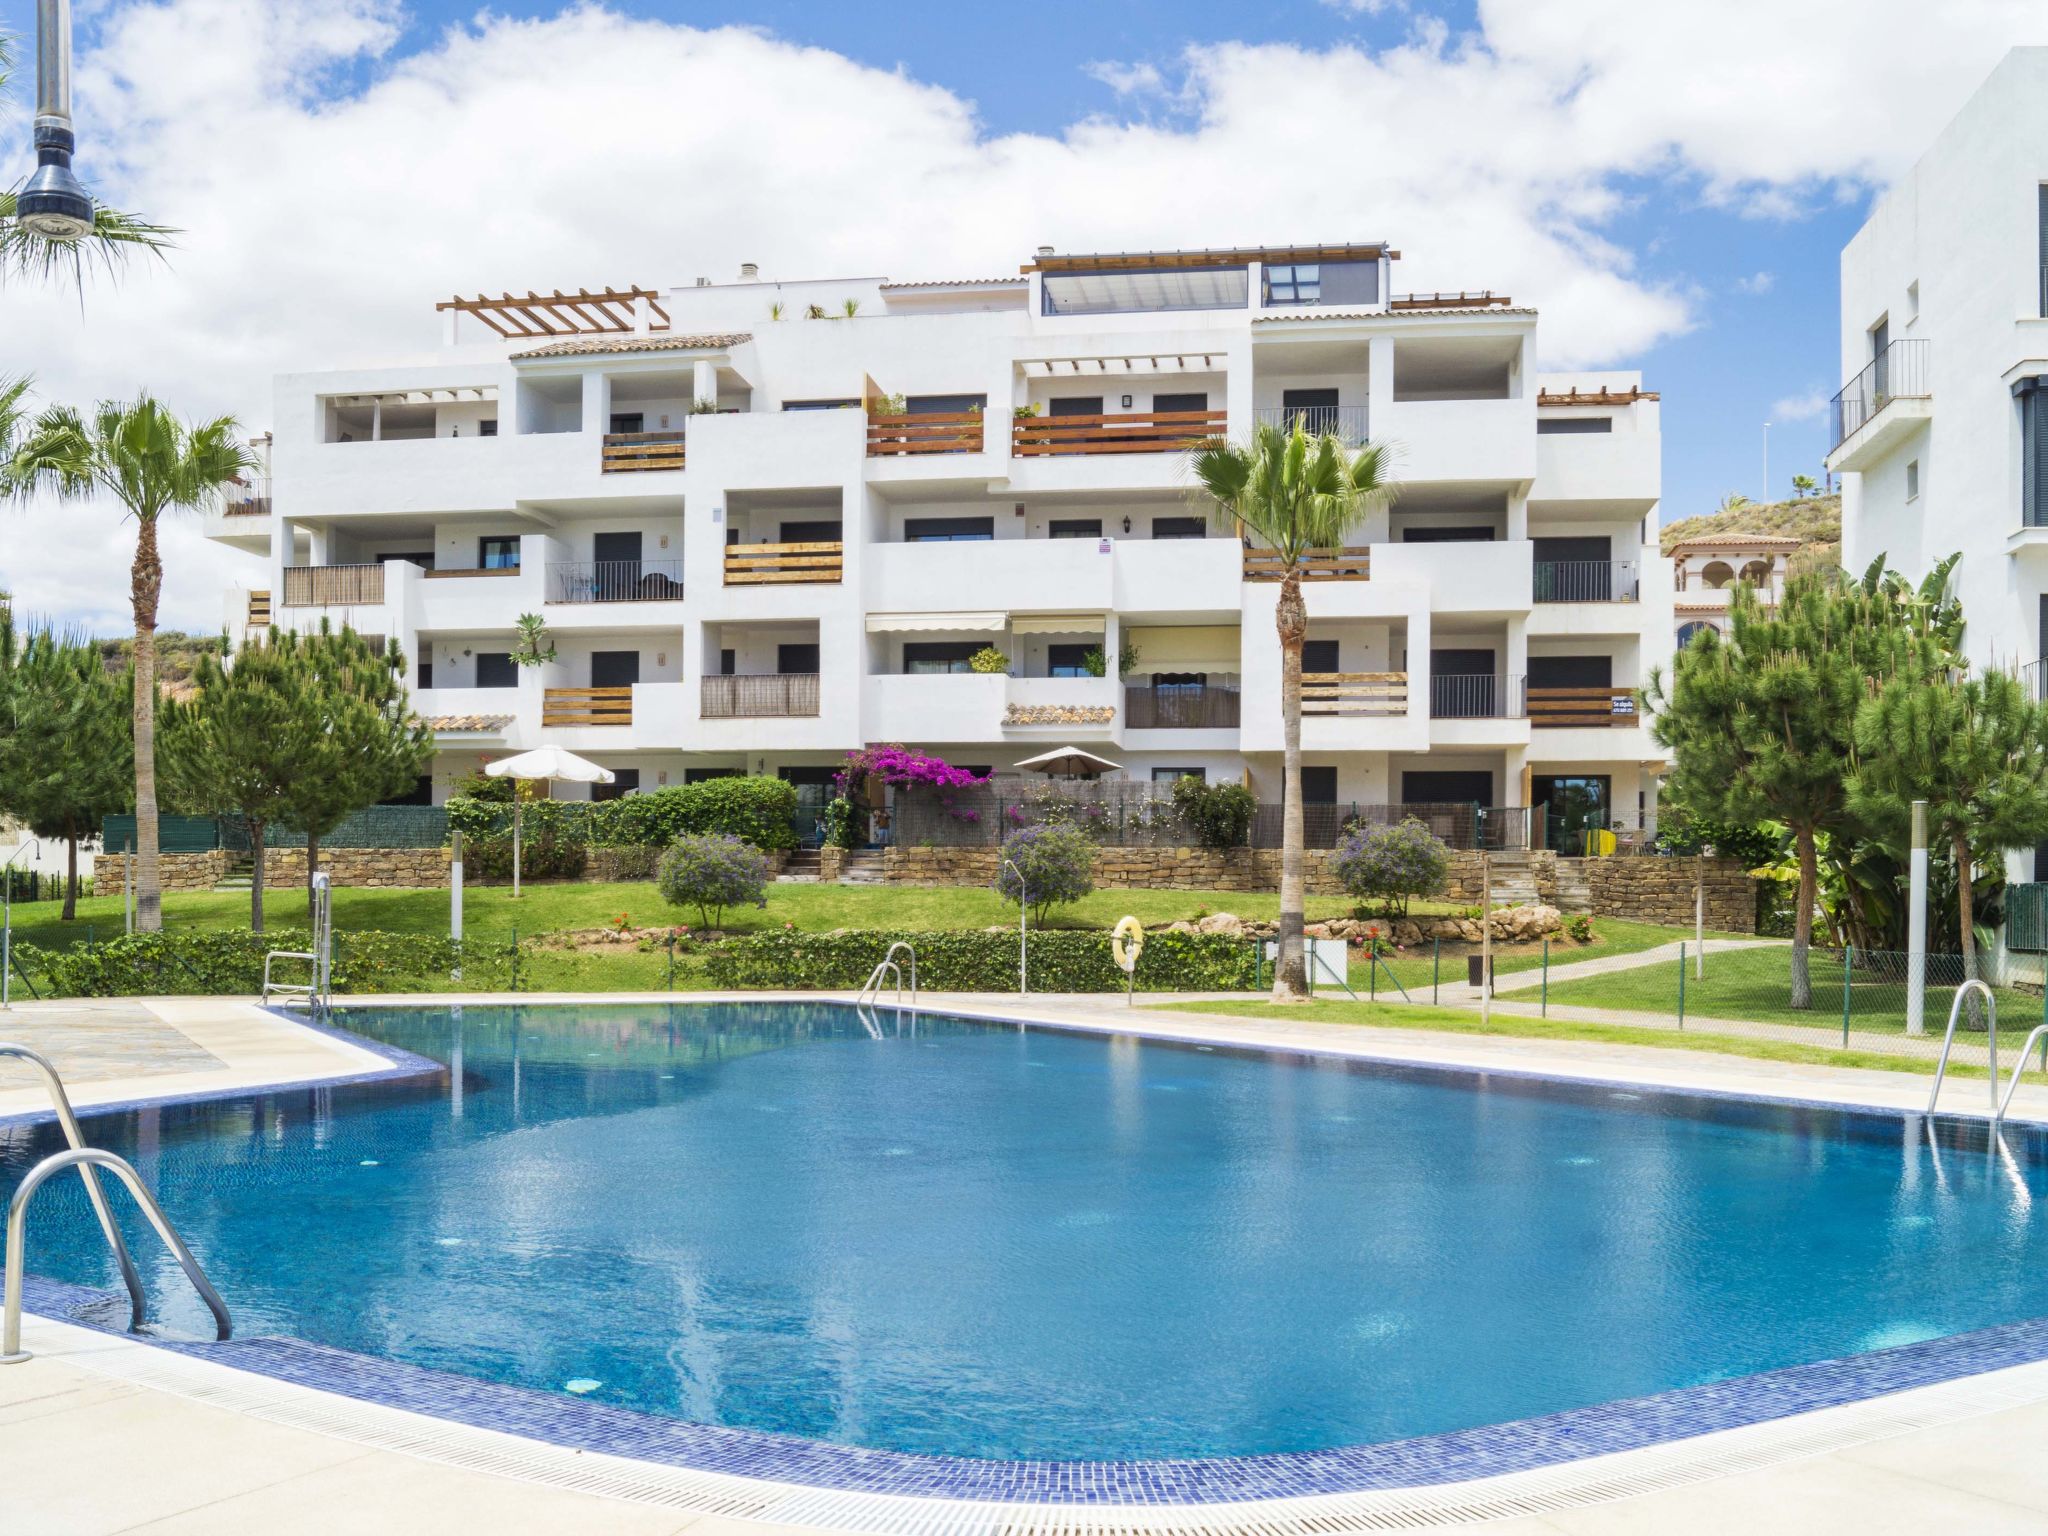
[1829,47,2048,878]
[210,241,1670,852]
[1670,534,1796,645]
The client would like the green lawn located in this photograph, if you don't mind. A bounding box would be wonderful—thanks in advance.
[1346,917,1750,999]
[1540,943,2042,1038]
[1156,997,2000,1080]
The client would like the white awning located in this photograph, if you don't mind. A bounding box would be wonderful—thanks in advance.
[865,612,1006,634]
[1008,613,1106,636]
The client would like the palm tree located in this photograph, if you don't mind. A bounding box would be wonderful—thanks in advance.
[5,396,256,931]
[0,34,174,286]
[1790,473,1819,500]
[1191,420,1396,1001]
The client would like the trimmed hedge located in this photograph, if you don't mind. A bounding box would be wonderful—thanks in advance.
[704,928,1259,993]
[447,776,797,852]
[11,929,510,997]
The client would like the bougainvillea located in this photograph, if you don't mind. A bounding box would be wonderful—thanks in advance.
[835,744,989,790]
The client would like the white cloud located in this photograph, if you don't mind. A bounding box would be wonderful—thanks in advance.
[1772,389,1833,424]
[1735,271,1775,295]
[1,2,2038,629]
[1084,59,1167,96]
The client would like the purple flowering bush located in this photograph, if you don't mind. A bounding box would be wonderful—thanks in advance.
[993,823,1096,926]
[836,744,988,790]
[1331,817,1450,918]
[657,833,770,928]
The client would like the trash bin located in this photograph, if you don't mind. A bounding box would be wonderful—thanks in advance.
[1467,954,1491,990]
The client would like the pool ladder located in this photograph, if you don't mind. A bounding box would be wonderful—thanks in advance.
[0,1042,231,1364]
[857,942,917,1009]
[262,871,333,1013]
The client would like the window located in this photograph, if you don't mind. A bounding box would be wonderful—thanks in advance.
[1151,516,1207,540]
[1906,459,1920,501]
[590,650,640,688]
[592,767,640,803]
[478,536,520,570]
[1263,263,1321,305]
[475,652,517,688]
[1536,417,1613,435]
[2022,377,2048,528]
[781,398,860,411]
[1047,643,1095,678]
[903,516,995,542]
[609,412,645,435]
[718,649,736,676]
[2040,185,2048,317]
[1300,766,1338,804]
[905,393,987,414]
[779,519,841,543]
[478,419,498,437]
[778,643,820,675]
[1302,639,1340,673]
[1152,391,1208,415]
[1048,518,1102,539]
[1153,767,1205,784]
[378,551,433,569]
[417,660,434,689]
[1401,525,1497,543]
[1279,387,1339,434]
[902,641,984,674]
[1049,396,1104,417]
[1677,621,1718,647]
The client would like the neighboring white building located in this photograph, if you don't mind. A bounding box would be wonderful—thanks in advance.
[1829,47,2048,878]
[1670,534,1796,645]
[210,242,1670,851]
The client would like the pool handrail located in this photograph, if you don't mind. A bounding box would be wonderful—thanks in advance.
[856,942,916,1010]
[1927,978,1998,1120]
[1996,1022,2048,1128]
[2,1146,231,1364]
[0,1043,145,1330]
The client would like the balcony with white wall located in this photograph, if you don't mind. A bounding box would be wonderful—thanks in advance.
[866,535,1114,615]
[1530,398,1661,514]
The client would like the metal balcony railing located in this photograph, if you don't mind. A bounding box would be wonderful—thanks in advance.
[701,673,821,718]
[1829,337,1929,451]
[1252,405,1370,443]
[222,477,271,516]
[1124,682,1241,729]
[546,559,684,603]
[1533,560,1638,603]
[1429,674,1519,719]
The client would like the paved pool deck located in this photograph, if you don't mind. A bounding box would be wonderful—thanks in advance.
[6,991,2048,1534]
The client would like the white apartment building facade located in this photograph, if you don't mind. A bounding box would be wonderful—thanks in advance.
[1828,47,2048,878]
[210,242,1670,852]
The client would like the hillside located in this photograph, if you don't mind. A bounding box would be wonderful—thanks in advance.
[94,631,226,703]
[1659,493,1841,578]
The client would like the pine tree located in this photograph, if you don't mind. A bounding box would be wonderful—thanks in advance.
[0,610,131,919]
[1848,667,2048,985]
[1648,572,1896,1008]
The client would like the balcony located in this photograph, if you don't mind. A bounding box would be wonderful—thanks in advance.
[546,559,684,603]
[700,673,821,718]
[1242,546,1372,583]
[724,541,843,586]
[246,590,271,628]
[1526,687,1639,727]
[1302,671,1407,716]
[542,687,633,727]
[281,564,384,607]
[1429,674,1518,719]
[1826,338,1931,471]
[601,430,687,473]
[1252,406,1369,444]
[1012,408,1226,457]
[223,478,271,517]
[1125,681,1241,729]
[866,411,983,456]
[1533,561,1638,603]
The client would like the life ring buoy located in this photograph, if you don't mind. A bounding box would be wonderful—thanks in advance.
[1111,915,1146,974]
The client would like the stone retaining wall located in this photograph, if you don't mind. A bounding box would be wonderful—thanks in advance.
[884,845,1350,894]
[95,851,229,893]
[1582,856,1754,932]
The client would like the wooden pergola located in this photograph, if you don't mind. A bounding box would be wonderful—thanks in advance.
[1536,385,1661,406]
[434,287,672,339]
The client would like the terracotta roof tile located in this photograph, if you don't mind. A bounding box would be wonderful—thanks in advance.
[509,333,750,360]
[426,713,514,732]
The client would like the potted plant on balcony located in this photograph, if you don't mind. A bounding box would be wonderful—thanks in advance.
[969,646,1011,675]
[511,614,555,667]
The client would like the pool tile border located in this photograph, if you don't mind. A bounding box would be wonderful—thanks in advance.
[18,996,2048,1505]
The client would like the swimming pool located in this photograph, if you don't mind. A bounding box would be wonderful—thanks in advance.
[7,1002,2048,1486]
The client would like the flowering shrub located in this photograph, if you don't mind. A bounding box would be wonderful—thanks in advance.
[993,823,1096,926]
[1331,817,1450,918]
[835,745,988,790]
[968,646,1010,675]
[1171,777,1256,849]
[657,833,770,928]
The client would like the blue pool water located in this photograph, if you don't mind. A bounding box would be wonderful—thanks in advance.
[5,1002,2048,1463]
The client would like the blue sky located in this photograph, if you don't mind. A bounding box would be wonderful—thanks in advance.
[6,0,2029,630]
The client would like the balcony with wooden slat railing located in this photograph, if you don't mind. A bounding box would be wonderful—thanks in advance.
[600,430,687,473]
[723,541,844,585]
[700,673,821,718]
[1301,672,1407,716]
[866,411,984,456]
[1525,686,1639,727]
[281,564,385,607]
[246,591,271,628]
[1012,407,1226,457]
[1241,547,1372,582]
[542,687,634,727]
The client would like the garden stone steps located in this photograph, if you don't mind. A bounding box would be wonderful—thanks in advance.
[838,850,888,885]
[1550,861,1593,913]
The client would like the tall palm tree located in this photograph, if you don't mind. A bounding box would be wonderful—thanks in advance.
[5,396,256,931]
[1191,420,1396,1001]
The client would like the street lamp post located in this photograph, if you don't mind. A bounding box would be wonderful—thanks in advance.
[19,0,96,240]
